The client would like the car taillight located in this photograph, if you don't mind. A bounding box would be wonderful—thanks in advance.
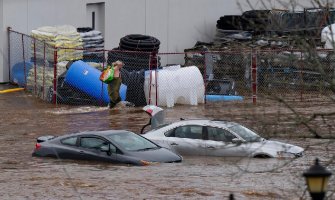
[35,143,41,150]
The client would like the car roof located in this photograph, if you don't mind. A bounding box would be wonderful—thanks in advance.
[57,130,133,139]
[170,119,237,127]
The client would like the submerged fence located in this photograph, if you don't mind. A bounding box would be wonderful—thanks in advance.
[8,29,335,107]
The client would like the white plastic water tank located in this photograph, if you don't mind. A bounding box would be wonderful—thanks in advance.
[321,24,335,49]
[144,65,205,107]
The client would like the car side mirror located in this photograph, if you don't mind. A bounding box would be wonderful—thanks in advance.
[232,138,243,144]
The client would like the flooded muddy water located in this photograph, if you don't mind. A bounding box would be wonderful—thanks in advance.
[1,84,335,199]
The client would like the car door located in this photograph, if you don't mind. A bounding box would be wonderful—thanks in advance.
[204,126,249,157]
[77,136,118,162]
[163,125,207,156]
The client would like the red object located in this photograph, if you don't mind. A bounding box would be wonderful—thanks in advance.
[35,143,41,150]
[146,109,153,115]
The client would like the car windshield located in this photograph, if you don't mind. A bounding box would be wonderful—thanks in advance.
[228,124,262,142]
[107,132,159,151]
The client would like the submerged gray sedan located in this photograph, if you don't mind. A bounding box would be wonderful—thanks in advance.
[142,119,304,158]
[32,130,182,166]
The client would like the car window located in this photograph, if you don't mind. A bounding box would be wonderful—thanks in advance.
[109,144,117,153]
[228,124,262,142]
[61,136,77,146]
[107,132,158,151]
[164,128,175,137]
[207,127,237,142]
[170,125,203,139]
[80,137,108,149]
[147,123,170,133]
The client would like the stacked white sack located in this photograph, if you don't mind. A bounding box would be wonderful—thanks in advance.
[31,25,83,62]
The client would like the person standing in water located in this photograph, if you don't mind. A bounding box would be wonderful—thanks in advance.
[108,60,124,108]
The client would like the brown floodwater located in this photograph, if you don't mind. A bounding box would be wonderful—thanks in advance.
[1,84,335,200]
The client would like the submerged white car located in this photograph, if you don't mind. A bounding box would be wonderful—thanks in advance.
[141,106,304,158]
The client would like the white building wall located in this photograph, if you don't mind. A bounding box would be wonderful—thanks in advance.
[0,0,3,82]
[0,0,326,82]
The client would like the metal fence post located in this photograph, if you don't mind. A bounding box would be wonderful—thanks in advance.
[148,53,152,105]
[203,51,207,104]
[21,34,27,89]
[251,49,257,104]
[299,51,304,101]
[33,38,37,95]
[7,27,11,82]
[151,52,158,106]
[53,48,58,105]
[148,53,158,106]
[43,42,46,100]
[155,67,158,106]
[101,50,106,107]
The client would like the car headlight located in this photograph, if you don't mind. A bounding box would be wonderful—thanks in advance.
[139,160,158,166]
[277,151,303,158]
[293,152,303,157]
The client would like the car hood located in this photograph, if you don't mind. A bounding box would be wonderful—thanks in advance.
[254,140,304,157]
[126,147,182,163]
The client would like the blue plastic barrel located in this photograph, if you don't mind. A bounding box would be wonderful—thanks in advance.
[205,95,243,102]
[64,60,126,103]
[11,61,33,86]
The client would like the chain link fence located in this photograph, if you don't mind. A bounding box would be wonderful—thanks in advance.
[256,49,335,102]
[9,30,56,101]
[8,29,335,107]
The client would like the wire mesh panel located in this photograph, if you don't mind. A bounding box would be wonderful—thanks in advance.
[9,31,33,87]
[27,40,58,102]
[256,49,335,101]
[107,49,154,71]
[205,50,252,97]
[54,54,107,106]
[54,48,156,107]
[149,52,205,107]
[9,31,56,101]
[155,51,251,107]
[8,29,335,106]
[108,49,154,107]
[257,50,298,90]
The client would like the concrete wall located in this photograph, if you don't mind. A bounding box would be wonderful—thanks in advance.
[0,0,324,82]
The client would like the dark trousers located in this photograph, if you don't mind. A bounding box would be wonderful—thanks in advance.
[108,77,122,108]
